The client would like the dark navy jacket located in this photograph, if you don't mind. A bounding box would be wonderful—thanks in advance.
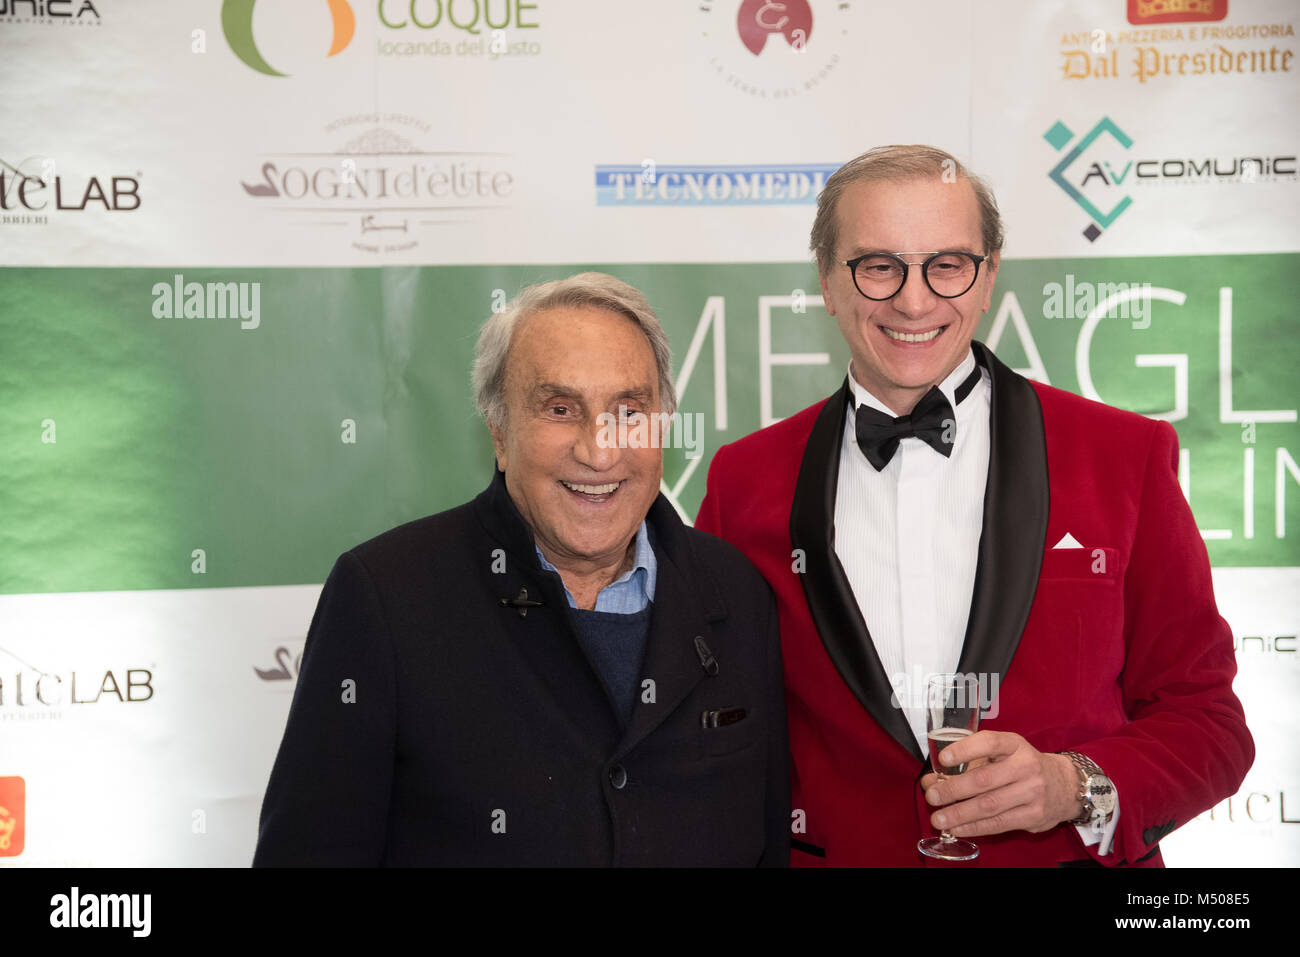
[254,471,790,866]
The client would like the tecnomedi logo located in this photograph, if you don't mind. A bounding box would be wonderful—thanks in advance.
[239,114,513,256]
[1127,0,1228,26]
[1044,117,1135,242]
[696,1,854,99]
[221,0,355,77]
[0,776,23,857]
[595,163,837,206]
[0,0,101,25]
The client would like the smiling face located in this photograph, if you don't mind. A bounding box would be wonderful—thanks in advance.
[490,306,664,578]
[819,176,999,415]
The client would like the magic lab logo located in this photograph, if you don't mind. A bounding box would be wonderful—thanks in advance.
[1044,117,1135,242]
[696,1,854,99]
[222,0,355,76]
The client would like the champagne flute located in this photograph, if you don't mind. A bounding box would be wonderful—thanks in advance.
[917,673,980,861]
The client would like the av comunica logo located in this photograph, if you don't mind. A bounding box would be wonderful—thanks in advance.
[221,0,355,77]
[1044,117,1135,242]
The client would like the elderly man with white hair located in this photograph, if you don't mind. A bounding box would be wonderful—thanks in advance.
[254,272,789,867]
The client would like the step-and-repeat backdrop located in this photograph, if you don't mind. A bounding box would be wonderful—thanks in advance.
[1,0,1296,865]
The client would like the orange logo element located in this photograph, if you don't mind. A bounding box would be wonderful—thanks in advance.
[0,776,24,857]
[222,0,356,77]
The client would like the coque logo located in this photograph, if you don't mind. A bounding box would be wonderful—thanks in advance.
[737,0,812,55]
[221,0,355,77]
[1044,117,1135,242]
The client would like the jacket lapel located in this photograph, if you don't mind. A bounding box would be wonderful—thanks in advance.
[474,472,621,742]
[955,342,1050,693]
[615,497,721,756]
[789,379,922,760]
[474,473,721,755]
[787,343,1051,757]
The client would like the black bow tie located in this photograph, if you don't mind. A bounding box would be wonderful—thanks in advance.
[853,364,982,471]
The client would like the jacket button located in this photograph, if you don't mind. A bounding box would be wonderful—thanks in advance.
[608,765,628,789]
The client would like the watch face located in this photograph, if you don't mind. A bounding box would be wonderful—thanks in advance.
[1089,776,1117,815]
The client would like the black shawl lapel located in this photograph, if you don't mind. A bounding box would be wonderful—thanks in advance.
[789,379,922,760]
[955,342,1050,693]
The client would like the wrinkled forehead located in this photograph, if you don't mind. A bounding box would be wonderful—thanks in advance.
[505,306,659,396]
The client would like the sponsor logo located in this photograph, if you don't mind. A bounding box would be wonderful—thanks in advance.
[221,0,355,76]
[377,0,541,60]
[0,663,154,717]
[254,644,302,685]
[1196,790,1300,824]
[0,0,100,25]
[0,776,23,857]
[1234,633,1296,653]
[595,163,835,206]
[1044,117,1135,242]
[0,154,141,226]
[696,1,854,99]
[1045,116,1297,241]
[1127,0,1228,26]
[239,114,513,256]
[1058,17,1293,83]
[737,0,812,54]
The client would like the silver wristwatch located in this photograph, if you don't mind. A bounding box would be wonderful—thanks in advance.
[1061,751,1116,827]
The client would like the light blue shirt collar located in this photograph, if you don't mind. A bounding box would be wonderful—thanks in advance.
[535,521,657,613]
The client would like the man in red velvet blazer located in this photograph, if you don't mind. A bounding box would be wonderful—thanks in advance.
[696,145,1253,866]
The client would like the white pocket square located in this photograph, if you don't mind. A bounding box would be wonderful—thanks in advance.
[1052,532,1084,549]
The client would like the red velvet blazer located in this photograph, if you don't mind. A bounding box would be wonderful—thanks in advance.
[696,342,1253,867]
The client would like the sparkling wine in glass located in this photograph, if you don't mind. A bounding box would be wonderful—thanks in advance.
[917,673,980,861]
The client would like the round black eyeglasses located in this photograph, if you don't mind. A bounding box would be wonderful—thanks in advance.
[839,251,988,301]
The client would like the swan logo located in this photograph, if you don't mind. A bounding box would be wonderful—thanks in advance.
[254,645,303,684]
[221,0,355,77]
